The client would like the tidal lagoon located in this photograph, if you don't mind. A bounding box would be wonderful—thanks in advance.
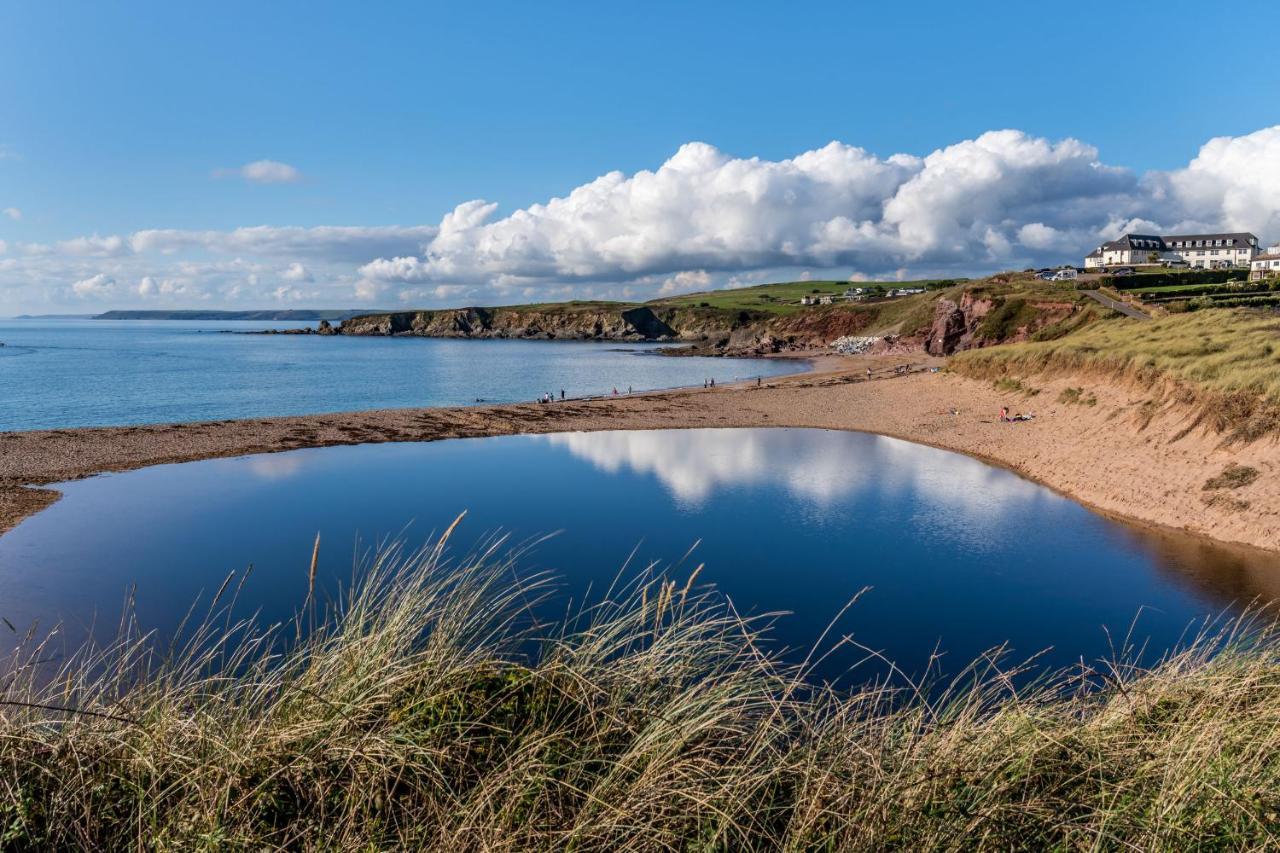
[3,427,1271,683]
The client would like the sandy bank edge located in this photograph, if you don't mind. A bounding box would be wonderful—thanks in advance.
[2,356,1277,555]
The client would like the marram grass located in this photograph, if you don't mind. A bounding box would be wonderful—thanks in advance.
[1,528,1279,850]
[952,307,1280,440]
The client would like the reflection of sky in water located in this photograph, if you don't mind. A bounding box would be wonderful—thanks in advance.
[0,428,1275,684]
[543,429,1048,550]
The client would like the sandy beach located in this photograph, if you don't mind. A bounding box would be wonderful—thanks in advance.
[3,354,1277,554]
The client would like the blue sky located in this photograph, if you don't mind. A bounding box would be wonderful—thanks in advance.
[2,0,1280,311]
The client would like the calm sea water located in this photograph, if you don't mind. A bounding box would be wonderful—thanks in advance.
[2,428,1274,682]
[0,319,800,431]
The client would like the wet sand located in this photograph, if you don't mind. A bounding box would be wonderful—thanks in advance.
[2,354,1278,553]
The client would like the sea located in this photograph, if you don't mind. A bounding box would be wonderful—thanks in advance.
[0,318,800,431]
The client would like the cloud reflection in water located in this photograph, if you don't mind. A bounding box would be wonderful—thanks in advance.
[542,428,1049,522]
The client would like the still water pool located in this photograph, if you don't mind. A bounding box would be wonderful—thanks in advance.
[1,428,1275,682]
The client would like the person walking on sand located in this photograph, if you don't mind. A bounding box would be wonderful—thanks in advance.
[709,377,715,388]
[560,389,565,400]
[628,385,632,395]
[866,366,872,380]
[757,376,762,387]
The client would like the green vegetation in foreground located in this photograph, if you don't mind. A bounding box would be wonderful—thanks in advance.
[5,534,1280,849]
[952,307,1280,439]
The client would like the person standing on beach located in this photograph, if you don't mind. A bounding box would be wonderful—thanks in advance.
[709,377,715,388]
[757,376,762,387]
[560,389,565,400]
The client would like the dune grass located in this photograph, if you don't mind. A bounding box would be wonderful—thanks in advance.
[952,307,1280,440]
[2,528,1280,849]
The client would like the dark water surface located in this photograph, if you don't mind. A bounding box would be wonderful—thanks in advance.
[0,319,799,430]
[1,428,1276,682]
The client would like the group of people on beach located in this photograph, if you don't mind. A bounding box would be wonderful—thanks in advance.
[999,406,1035,423]
[533,375,761,402]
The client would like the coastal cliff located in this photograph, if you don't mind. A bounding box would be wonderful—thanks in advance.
[333,303,881,355]
[338,305,703,340]
[922,285,1089,356]
[278,274,1096,356]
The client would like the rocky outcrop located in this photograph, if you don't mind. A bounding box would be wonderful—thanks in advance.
[925,291,1078,355]
[926,296,988,356]
[337,305,764,346]
[931,297,977,353]
[338,306,672,340]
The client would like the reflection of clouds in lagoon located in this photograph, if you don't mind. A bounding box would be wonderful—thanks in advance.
[245,454,307,481]
[542,429,1051,521]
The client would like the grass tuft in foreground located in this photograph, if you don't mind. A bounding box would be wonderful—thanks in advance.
[2,531,1280,849]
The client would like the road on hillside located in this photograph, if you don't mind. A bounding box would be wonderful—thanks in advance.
[1083,289,1150,320]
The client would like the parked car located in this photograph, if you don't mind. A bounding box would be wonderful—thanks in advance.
[1112,267,1135,277]
[1051,269,1078,281]
[1035,270,1056,280]
[1161,259,1189,269]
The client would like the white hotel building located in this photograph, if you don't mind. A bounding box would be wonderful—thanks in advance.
[1249,245,1280,281]
[1084,232,1260,270]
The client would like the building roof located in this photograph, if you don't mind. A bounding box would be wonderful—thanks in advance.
[1102,234,1165,252]
[1252,253,1280,262]
[1091,232,1262,256]
[1161,232,1258,246]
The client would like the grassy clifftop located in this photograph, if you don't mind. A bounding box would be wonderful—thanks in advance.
[952,308,1280,439]
[336,274,1099,354]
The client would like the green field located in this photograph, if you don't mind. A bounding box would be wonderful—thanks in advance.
[451,280,956,318]
[648,278,959,315]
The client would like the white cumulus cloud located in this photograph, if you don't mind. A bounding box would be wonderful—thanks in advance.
[1162,126,1280,238]
[216,159,304,184]
[10,125,1280,315]
[71,273,116,298]
[358,126,1280,292]
[2,207,20,221]
[658,270,711,296]
[130,224,436,262]
[280,262,313,282]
